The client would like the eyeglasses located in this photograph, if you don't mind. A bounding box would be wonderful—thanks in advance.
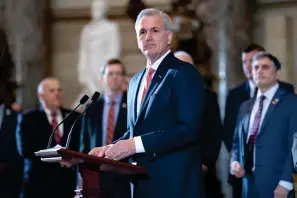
[105,72,124,77]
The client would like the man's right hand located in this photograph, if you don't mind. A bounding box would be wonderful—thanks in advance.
[231,161,245,178]
[89,145,112,157]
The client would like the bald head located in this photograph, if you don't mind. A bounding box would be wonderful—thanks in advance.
[174,51,194,65]
[37,77,62,110]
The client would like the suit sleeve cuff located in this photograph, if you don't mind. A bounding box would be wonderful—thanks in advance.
[134,136,145,153]
[279,180,293,190]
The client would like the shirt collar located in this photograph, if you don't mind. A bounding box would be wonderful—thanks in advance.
[146,50,171,70]
[104,92,123,104]
[42,104,61,117]
[256,83,279,101]
[248,80,256,90]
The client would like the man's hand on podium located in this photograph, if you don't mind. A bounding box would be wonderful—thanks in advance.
[89,138,136,161]
[89,144,113,157]
[105,138,136,160]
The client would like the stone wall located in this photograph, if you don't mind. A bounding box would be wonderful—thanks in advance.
[253,1,297,90]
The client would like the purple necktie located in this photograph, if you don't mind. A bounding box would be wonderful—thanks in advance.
[248,95,266,144]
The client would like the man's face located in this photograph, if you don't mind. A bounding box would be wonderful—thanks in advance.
[242,50,260,79]
[39,79,62,110]
[252,57,280,89]
[102,64,125,92]
[136,15,172,61]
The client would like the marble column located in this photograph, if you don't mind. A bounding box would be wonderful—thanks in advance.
[3,0,47,110]
[194,0,254,197]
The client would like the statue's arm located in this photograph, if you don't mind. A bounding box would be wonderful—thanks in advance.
[77,27,89,85]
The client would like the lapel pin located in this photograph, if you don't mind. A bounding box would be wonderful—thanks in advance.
[6,109,11,116]
[272,98,279,104]
[122,103,127,108]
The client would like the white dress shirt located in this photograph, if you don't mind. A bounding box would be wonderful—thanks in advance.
[248,83,293,190]
[248,80,256,98]
[43,106,64,138]
[134,50,171,153]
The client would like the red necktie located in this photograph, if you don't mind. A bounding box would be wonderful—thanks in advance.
[51,111,62,145]
[141,67,155,104]
[106,100,115,145]
[248,95,266,144]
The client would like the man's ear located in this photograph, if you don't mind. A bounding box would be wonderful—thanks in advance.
[276,69,281,80]
[167,30,173,45]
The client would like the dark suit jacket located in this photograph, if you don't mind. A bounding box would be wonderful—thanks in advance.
[119,52,205,198]
[200,89,222,197]
[80,92,128,153]
[80,92,130,198]
[0,106,23,198]
[223,80,294,152]
[231,87,296,198]
[16,107,81,198]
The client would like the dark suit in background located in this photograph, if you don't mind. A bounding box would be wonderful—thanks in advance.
[0,105,23,198]
[223,80,294,197]
[200,89,223,198]
[80,92,130,198]
[231,87,296,198]
[16,107,81,198]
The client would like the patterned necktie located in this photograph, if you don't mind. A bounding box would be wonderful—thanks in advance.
[51,111,62,145]
[141,67,155,104]
[106,100,115,145]
[248,95,266,144]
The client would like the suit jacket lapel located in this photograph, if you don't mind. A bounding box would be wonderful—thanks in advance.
[244,81,251,99]
[243,98,255,136]
[132,69,146,123]
[135,52,173,125]
[137,71,163,117]
[61,109,70,143]
[39,107,52,134]
[0,107,11,136]
[258,88,284,136]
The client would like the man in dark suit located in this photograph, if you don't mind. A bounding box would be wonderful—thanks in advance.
[16,77,81,198]
[80,58,130,198]
[0,101,23,198]
[230,52,296,198]
[174,51,223,198]
[89,8,205,198]
[223,43,294,197]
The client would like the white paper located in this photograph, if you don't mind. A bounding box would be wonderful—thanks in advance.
[34,144,64,157]
[41,157,63,163]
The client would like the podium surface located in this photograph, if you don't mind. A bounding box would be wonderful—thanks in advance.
[36,148,146,198]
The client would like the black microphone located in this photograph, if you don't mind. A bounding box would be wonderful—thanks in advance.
[65,91,100,149]
[47,95,89,149]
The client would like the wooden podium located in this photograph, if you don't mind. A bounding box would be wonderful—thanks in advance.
[36,148,146,198]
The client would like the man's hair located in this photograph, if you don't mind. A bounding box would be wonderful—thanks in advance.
[37,77,59,94]
[174,51,194,64]
[101,58,126,75]
[242,43,265,53]
[135,8,173,31]
[252,52,281,70]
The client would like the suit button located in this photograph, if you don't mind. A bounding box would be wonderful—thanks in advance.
[153,153,156,157]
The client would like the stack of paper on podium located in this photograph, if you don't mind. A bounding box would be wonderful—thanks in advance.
[34,144,64,163]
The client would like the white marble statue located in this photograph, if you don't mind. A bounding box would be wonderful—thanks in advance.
[77,0,121,97]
